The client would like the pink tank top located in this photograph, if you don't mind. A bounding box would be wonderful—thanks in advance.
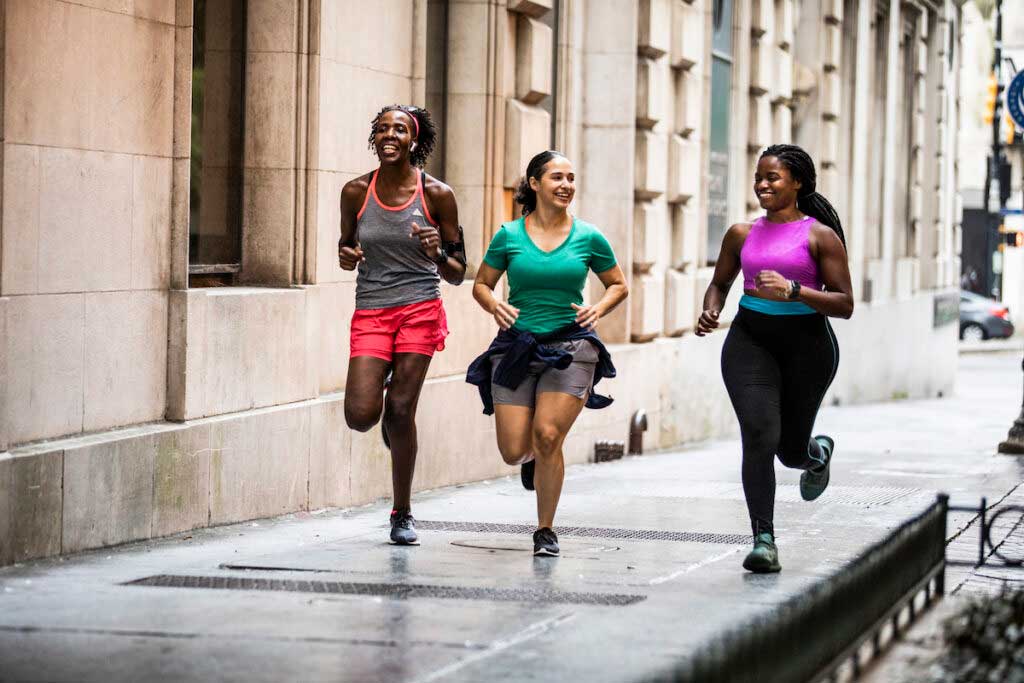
[740,216,823,291]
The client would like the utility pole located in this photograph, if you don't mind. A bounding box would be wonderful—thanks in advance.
[997,0,1024,455]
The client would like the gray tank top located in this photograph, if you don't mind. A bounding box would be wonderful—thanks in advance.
[354,170,441,310]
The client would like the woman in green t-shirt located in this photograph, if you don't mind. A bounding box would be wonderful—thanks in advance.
[470,150,628,557]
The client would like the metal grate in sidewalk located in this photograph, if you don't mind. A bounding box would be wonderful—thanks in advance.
[125,574,646,606]
[414,520,749,544]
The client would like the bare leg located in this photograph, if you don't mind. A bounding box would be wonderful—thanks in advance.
[344,356,391,431]
[383,352,432,512]
[532,392,586,529]
[494,404,535,465]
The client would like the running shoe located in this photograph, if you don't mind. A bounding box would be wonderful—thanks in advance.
[742,532,781,573]
[800,435,834,501]
[389,510,419,545]
[521,458,536,491]
[533,527,559,556]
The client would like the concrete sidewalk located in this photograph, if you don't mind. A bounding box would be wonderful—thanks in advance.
[0,351,1021,683]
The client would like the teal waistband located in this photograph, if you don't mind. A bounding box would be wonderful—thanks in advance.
[739,294,816,316]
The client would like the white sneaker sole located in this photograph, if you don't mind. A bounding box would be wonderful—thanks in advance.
[533,547,559,556]
[389,537,420,546]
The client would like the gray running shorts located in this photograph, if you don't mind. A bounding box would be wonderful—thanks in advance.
[490,339,598,408]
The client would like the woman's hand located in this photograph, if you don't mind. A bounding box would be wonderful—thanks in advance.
[571,303,601,329]
[491,301,519,330]
[695,309,720,337]
[755,270,792,298]
[338,240,365,270]
[411,222,441,260]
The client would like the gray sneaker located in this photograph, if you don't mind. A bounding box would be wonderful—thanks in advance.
[742,532,781,573]
[800,435,834,501]
[389,510,419,545]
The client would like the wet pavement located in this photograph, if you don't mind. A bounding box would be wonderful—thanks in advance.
[1,351,1022,682]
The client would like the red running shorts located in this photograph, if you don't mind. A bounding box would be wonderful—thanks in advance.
[349,298,449,361]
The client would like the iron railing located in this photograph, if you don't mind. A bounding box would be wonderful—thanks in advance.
[654,494,949,683]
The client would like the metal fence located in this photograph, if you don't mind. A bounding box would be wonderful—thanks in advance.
[654,495,949,683]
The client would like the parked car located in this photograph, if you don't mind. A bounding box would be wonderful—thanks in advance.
[960,290,1014,341]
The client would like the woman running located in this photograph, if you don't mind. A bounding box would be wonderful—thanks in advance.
[338,105,467,545]
[467,150,628,557]
[696,144,853,574]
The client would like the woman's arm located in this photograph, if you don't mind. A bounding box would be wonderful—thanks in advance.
[337,177,370,270]
[695,224,747,336]
[421,179,467,285]
[473,262,520,330]
[571,265,628,329]
[754,226,854,318]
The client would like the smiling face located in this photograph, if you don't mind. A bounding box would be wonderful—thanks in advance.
[754,155,801,212]
[372,110,417,165]
[529,155,576,211]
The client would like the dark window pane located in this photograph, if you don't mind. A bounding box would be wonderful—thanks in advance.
[424,0,449,181]
[190,0,246,271]
[537,2,560,146]
[712,0,733,57]
[707,56,732,263]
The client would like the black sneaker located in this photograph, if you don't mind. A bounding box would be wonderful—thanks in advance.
[389,510,419,545]
[521,459,535,491]
[533,527,559,556]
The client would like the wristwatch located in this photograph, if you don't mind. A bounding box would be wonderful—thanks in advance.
[432,248,449,265]
[788,280,801,299]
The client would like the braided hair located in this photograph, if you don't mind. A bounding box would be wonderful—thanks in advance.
[367,104,437,168]
[514,150,567,215]
[759,144,846,247]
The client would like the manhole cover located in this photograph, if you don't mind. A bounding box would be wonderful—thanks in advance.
[415,521,749,545]
[125,575,645,606]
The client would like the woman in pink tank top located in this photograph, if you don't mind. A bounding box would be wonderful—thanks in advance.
[337,105,467,546]
[696,144,854,574]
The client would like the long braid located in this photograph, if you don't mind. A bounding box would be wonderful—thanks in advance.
[760,144,846,248]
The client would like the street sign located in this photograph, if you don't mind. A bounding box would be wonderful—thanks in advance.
[1007,70,1024,129]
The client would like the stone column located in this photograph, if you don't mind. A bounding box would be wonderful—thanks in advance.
[848,0,874,302]
[579,1,638,343]
[879,0,902,301]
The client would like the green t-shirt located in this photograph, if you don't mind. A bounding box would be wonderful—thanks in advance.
[483,216,618,335]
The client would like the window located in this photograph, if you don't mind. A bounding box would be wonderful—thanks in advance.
[424,0,449,181]
[189,0,246,285]
[537,1,560,146]
[707,0,734,263]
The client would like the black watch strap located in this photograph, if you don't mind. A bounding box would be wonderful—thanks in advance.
[433,248,449,265]
[788,280,801,299]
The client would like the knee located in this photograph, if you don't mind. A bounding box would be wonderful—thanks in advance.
[384,395,416,425]
[344,405,379,433]
[498,445,530,466]
[532,423,563,457]
[741,422,779,457]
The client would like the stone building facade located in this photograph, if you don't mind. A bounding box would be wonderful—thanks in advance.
[0,0,963,565]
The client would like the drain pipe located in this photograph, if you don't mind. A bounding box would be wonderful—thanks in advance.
[628,410,648,455]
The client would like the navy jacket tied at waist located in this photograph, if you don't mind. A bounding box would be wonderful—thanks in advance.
[465,323,616,415]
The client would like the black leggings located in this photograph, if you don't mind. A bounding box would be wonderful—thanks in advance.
[721,307,839,537]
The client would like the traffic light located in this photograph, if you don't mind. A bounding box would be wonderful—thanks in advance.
[985,72,999,125]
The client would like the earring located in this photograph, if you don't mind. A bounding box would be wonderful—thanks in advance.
[410,142,417,152]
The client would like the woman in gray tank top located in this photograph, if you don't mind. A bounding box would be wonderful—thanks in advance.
[338,105,467,545]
